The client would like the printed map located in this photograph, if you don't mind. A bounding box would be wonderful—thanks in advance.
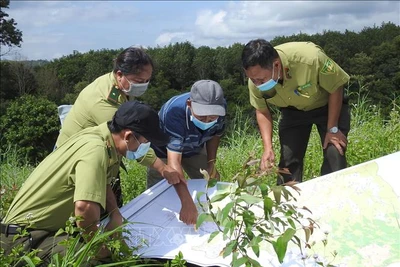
[119,152,400,266]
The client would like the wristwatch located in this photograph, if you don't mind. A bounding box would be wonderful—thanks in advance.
[329,126,339,134]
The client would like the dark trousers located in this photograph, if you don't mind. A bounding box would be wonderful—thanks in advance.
[1,229,75,266]
[277,103,350,184]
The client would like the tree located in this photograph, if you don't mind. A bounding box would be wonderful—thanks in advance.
[0,0,23,55]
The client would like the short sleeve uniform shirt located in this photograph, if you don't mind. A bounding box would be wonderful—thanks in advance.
[248,42,350,111]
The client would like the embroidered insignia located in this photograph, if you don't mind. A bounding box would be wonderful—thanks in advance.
[320,59,336,74]
[284,67,292,79]
[107,86,120,104]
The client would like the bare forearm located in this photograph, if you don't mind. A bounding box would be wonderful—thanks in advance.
[327,87,343,129]
[105,184,119,215]
[206,136,220,161]
[173,182,193,204]
[75,200,101,238]
[256,108,273,150]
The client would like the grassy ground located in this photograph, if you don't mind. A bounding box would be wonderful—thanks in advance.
[1,95,399,213]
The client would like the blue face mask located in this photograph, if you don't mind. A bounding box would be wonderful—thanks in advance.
[190,115,217,130]
[125,135,151,160]
[257,65,280,92]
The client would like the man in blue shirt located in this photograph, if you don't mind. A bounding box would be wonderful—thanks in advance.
[148,80,227,225]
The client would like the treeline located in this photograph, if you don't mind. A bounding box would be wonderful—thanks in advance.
[0,22,399,162]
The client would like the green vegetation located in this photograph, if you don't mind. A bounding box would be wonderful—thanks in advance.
[1,22,399,163]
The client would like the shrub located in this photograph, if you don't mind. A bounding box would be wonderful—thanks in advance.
[0,95,60,163]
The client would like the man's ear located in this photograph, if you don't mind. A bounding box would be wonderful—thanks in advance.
[116,70,124,81]
[123,129,132,142]
[186,99,192,108]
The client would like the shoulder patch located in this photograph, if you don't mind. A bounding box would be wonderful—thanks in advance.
[320,59,336,74]
[107,86,120,104]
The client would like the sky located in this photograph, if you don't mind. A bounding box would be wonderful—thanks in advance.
[2,1,400,61]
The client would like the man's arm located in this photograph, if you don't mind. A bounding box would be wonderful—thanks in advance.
[75,200,111,258]
[256,107,275,170]
[167,150,198,225]
[151,157,187,185]
[104,184,123,231]
[205,135,221,179]
[324,86,347,155]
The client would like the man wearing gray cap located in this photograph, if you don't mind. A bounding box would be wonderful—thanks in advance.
[148,80,227,225]
[1,101,173,264]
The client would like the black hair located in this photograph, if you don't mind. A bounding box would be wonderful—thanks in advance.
[107,120,141,140]
[107,120,121,133]
[241,39,279,70]
[113,47,154,75]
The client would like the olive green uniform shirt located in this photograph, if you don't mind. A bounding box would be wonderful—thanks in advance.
[55,72,156,166]
[249,42,350,111]
[3,123,119,232]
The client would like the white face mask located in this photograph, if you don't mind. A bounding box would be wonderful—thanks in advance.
[120,76,149,97]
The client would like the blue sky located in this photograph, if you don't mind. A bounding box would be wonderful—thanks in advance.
[3,1,400,61]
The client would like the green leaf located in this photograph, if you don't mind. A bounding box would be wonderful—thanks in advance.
[259,183,269,197]
[238,193,261,205]
[21,256,36,267]
[222,240,237,258]
[272,228,296,263]
[220,202,234,221]
[272,186,282,204]
[210,192,230,202]
[303,227,311,242]
[208,178,218,188]
[208,230,220,242]
[223,219,235,236]
[243,210,255,229]
[287,218,296,229]
[232,256,248,267]
[263,196,273,218]
[250,236,262,257]
[196,213,212,229]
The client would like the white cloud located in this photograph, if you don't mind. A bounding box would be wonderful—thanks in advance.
[162,1,399,48]
[156,32,193,46]
[3,1,399,60]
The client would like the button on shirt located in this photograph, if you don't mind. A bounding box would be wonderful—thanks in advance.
[152,92,226,158]
[249,42,350,111]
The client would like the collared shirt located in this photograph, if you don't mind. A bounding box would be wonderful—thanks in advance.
[3,123,119,232]
[249,42,350,111]
[152,92,226,158]
[55,72,157,166]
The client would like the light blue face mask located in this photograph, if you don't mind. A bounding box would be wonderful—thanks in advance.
[190,115,217,130]
[257,65,280,92]
[125,135,151,160]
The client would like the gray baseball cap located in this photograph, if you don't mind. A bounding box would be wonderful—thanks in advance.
[190,80,226,116]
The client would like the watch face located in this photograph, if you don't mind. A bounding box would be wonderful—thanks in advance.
[330,126,339,134]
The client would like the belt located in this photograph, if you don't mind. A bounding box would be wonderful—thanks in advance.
[0,223,24,236]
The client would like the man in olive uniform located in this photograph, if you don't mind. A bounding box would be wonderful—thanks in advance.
[1,101,169,264]
[241,39,350,184]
